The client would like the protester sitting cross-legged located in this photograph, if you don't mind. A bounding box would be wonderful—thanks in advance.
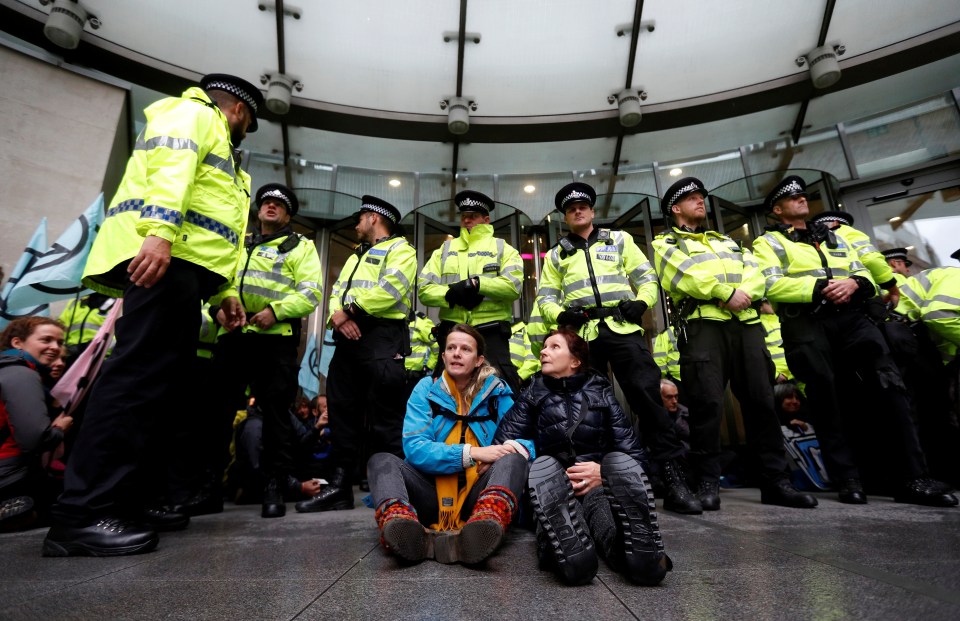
[367,323,527,565]
[494,328,672,586]
[0,318,72,532]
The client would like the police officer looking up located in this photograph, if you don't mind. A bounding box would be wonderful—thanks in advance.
[652,177,816,511]
[296,196,417,513]
[43,73,264,556]
[418,190,524,396]
[208,183,322,519]
[753,175,957,507]
[535,182,700,514]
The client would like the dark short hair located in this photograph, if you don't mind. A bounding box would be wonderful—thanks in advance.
[447,323,486,357]
[0,317,65,350]
[773,382,802,405]
[546,327,589,367]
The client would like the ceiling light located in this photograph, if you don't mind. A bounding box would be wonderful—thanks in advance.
[388,179,401,187]
[797,44,844,90]
[440,97,476,135]
[39,0,101,50]
[905,246,914,251]
[669,168,682,177]
[889,216,902,223]
[610,88,646,128]
[523,185,536,193]
[261,73,303,115]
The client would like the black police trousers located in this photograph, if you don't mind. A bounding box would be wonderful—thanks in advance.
[679,319,789,485]
[327,320,408,481]
[54,259,221,523]
[208,330,300,485]
[780,307,928,482]
[589,323,685,463]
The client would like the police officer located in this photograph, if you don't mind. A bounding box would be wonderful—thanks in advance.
[405,311,438,387]
[881,248,913,277]
[652,177,816,511]
[753,175,957,507]
[652,326,681,389]
[44,73,263,556]
[811,211,901,307]
[508,319,540,386]
[296,196,417,513]
[536,182,700,514]
[58,293,116,365]
[418,190,524,395]
[207,183,322,519]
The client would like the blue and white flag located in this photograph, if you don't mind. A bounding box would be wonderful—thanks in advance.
[298,331,323,399]
[0,219,50,329]
[5,193,104,308]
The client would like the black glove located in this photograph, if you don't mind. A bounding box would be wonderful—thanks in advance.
[445,280,469,308]
[557,310,589,329]
[460,289,485,310]
[618,300,648,324]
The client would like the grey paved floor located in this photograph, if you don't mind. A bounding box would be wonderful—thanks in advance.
[3,488,960,620]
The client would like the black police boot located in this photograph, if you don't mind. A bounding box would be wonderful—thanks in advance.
[601,452,671,586]
[894,478,959,507]
[261,478,286,518]
[528,456,598,586]
[139,506,190,531]
[837,478,868,504]
[760,479,818,509]
[697,480,721,511]
[170,488,224,517]
[661,460,702,515]
[294,468,355,513]
[42,517,158,557]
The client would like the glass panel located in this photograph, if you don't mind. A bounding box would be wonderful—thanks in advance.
[610,165,660,196]
[712,198,755,246]
[290,158,335,192]
[742,126,851,182]
[866,184,960,268]
[845,93,960,178]
[335,166,416,215]
[417,174,496,207]
[657,150,745,193]
[293,189,362,225]
[499,172,575,225]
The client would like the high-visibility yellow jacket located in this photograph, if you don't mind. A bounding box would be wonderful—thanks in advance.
[752,225,871,304]
[831,224,894,292]
[509,321,541,381]
[526,302,548,358]
[215,227,322,337]
[418,224,523,325]
[406,314,439,373]
[58,295,116,347]
[197,302,218,359]
[652,226,764,324]
[759,312,792,380]
[330,235,417,321]
[652,326,680,380]
[83,87,250,297]
[898,267,960,363]
[536,227,659,341]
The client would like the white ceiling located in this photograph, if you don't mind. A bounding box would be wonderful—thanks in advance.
[3,0,960,179]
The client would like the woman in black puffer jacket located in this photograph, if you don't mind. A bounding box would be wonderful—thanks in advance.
[494,328,671,586]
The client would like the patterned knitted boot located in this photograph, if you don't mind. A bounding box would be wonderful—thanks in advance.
[375,498,427,563]
[458,486,517,564]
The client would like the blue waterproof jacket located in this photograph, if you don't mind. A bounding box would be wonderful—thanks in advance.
[403,373,524,475]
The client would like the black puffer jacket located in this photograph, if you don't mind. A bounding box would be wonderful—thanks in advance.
[494,370,647,466]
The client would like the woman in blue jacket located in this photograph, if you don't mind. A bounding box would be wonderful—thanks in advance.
[368,323,528,565]
[495,328,671,586]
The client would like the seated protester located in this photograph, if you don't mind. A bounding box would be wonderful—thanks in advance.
[774,383,812,434]
[495,328,671,587]
[290,396,333,498]
[367,324,527,565]
[660,379,689,454]
[227,398,264,504]
[0,318,73,531]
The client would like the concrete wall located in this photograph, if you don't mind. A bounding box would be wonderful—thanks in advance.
[0,45,126,294]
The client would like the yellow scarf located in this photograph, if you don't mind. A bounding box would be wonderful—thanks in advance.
[431,373,480,531]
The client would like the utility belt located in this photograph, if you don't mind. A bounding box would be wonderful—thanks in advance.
[438,319,512,341]
[566,304,623,321]
[777,299,865,320]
